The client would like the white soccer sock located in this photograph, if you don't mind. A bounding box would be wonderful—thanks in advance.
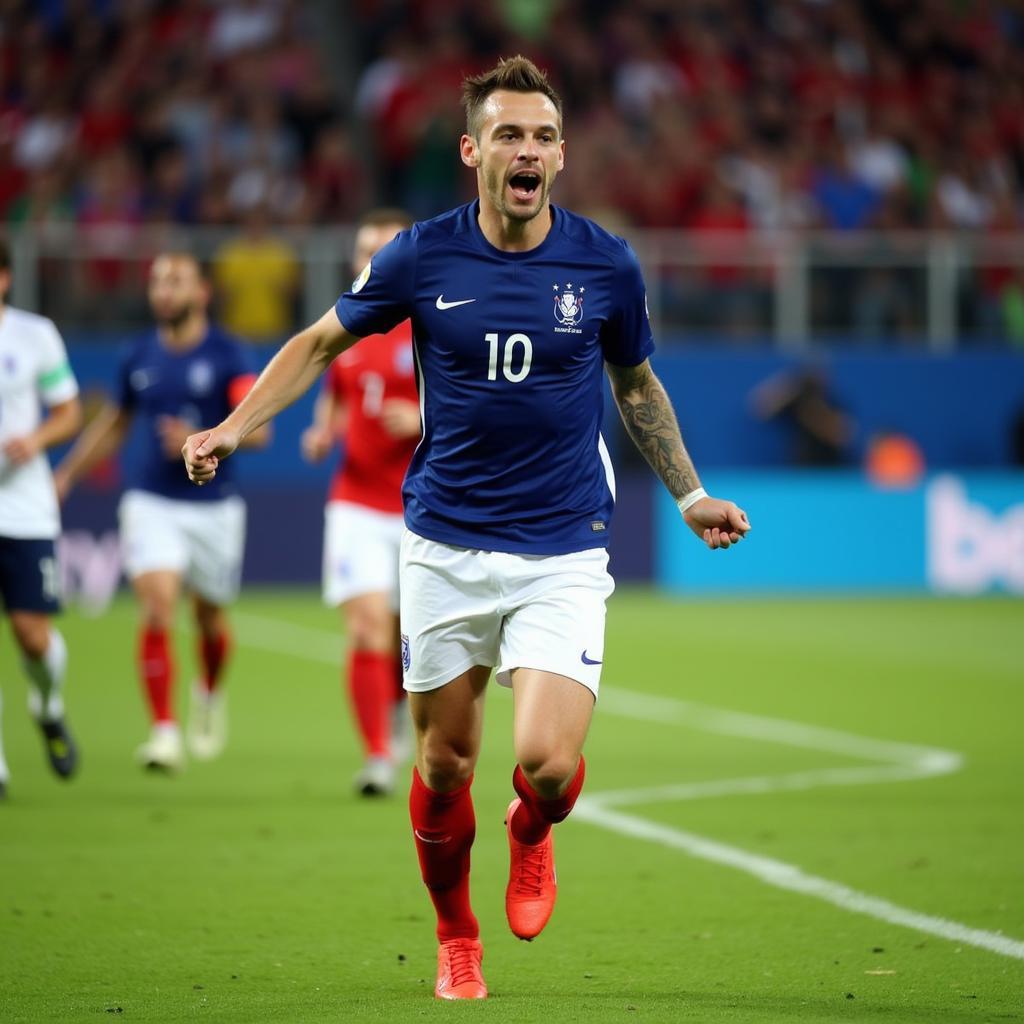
[0,689,10,783]
[24,628,68,723]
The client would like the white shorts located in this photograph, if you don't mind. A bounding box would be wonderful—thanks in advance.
[118,489,247,605]
[322,500,404,608]
[399,530,615,699]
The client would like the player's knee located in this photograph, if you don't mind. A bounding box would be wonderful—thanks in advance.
[195,605,226,637]
[418,740,474,792]
[141,605,175,632]
[345,609,391,652]
[518,753,579,799]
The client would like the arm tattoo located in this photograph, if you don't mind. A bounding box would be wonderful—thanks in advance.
[607,361,700,499]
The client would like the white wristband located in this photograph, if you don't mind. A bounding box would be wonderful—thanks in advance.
[676,487,707,514]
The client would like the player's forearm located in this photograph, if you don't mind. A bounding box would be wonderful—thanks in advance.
[221,320,351,443]
[237,423,271,450]
[56,405,129,486]
[608,362,701,500]
[33,399,82,450]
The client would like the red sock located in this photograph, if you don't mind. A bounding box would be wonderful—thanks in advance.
[139,627,174,724]
[198,630,231,693]
[409,768,478,942]
[511,756,586,845]
[348,650,395,757]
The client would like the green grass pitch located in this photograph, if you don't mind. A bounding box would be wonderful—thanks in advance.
[1,588,1022,1023]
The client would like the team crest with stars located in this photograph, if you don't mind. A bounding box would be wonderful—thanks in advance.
[553,282,585,328]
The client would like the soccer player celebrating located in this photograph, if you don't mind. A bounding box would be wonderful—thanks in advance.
[0,240,83,798]
[183,57,750,998]
[56,252,269,772]
[300,208,419,797]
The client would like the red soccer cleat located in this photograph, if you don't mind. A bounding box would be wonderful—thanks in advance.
[434,938,487,1000]
[505,798,557,940]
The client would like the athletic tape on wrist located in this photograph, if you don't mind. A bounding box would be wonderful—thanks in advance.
[676,487,707,515]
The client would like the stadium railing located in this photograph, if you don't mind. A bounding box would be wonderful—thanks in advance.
[7,226,1024,350]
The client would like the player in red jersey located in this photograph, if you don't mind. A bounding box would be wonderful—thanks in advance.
[301,209,420,796]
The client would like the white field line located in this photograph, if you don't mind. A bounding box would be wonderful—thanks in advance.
[571,801,1024,961]
[228,609,1023,960]
[231,610,344,666]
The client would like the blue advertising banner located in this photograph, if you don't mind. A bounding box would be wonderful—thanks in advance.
[656,471,1024,595]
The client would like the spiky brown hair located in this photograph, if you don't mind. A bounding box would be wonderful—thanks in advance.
[461,55,562,140]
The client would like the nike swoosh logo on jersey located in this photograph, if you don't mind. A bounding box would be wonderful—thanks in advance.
[435,295,476,310]
[414,829,452,844]
[581,650,602,665]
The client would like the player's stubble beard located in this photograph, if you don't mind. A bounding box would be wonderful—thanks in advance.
[484,163,551,223]
[153,301,195,332]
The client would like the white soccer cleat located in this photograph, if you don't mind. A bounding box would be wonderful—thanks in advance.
[353,755,396,797]
[135,722,185,773]
[186,684,227,761]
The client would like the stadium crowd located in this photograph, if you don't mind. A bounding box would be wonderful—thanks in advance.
[1,0,1022,340]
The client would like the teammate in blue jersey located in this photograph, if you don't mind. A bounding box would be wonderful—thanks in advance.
[183,56,750,998]
[56,252,269,772]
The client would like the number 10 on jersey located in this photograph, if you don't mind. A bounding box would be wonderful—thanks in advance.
[486,333,533,382]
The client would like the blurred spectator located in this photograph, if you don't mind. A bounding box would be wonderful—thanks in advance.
[74,148,146,322]
[208,0,281,59]
[6,166,74,228]
[305,123,368,223]
[811,137,883,231]
[0,0,1021,345]
[78,70,133,160]
[212,206,299,343]
[750,365,856,466]
[143,147,201,225]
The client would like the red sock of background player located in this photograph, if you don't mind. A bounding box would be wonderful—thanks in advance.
[409,768,479,941]
[510,756,586,845]
[139,627,174,724]
[198,630,231,694]
[348,650,394,757]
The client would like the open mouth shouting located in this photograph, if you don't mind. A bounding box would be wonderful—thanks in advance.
[507,168,542,204]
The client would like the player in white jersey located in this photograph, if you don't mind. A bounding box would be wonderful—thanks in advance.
[0,240,83,799]
[182,57,751,999]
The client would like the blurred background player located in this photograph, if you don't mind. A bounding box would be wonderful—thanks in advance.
[301,208,419,797]
[54,253,269,772]
[0,239,82,798]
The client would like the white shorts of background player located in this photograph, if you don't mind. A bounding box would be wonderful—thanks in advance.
[322,500,404,609]
[118,490,247,606]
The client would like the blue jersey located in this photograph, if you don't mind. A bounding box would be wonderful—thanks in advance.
[335,202,655,554]
[117,325,254,501]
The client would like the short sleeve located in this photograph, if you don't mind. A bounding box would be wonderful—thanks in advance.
[599,241,656,368]
[335,229,416,339]
[36,319,79,405]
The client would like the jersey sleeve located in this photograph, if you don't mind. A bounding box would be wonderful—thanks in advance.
[599,241,656,367]
[36,319,79,406]
[334,229,416,339]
